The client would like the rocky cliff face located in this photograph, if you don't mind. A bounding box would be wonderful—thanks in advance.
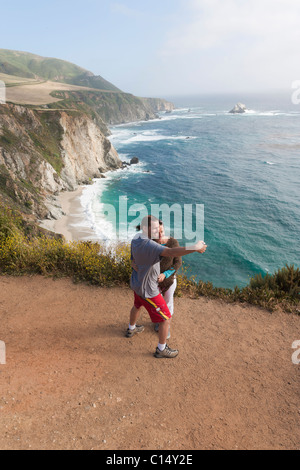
[48,90,175,127]
[0,90,175,223]
[59,111,121,188]
[0,103,121,219]
[102,95,175,125]
[139,97,174,114]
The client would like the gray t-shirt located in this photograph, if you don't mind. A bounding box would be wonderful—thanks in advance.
[130,233,165,299]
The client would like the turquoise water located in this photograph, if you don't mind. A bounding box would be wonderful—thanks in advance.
[82,93,300,289]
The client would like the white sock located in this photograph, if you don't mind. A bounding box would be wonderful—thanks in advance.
[158,343,166,351]
[129,324,136,330]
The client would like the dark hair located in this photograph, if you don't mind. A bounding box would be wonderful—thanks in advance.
[136,215,160,232]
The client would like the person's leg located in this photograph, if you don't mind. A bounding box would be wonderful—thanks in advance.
[163,279,177,317]
[158,318,171,345]
[159,279,177,339]
[144,294,178,358]
[155,317,178,358]
[126,293,145,338]
[129,305,141,328]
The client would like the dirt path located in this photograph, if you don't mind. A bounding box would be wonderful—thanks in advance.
[0,275,299,450]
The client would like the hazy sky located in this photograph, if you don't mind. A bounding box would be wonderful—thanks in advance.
[0,0,299,97]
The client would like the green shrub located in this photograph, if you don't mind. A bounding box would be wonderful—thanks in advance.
[176,264,299,313]
[0,233,132,287]
[250,265,300,298]
[0,206,23,242]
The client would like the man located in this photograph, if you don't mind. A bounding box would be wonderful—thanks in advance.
[126,215,207,359]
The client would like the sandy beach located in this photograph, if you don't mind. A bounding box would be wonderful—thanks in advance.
[39,186,99,243]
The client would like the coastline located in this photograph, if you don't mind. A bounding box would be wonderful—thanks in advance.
[37,118,152,244]
[37,112,169,245]
[39,186,98,243]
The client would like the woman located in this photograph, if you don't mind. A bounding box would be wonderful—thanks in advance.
[155,220,182,338]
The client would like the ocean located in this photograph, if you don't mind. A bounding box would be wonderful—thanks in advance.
[79,93,300,289]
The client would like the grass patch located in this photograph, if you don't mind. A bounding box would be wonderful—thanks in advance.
[0,127,20,148]
[0,234,132,287]
[0,205,24,242]
[0,105,64,175]
[27,111,64,175]
[176,263,300,313]
[0,166,44,216]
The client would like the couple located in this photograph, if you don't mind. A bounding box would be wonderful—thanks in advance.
[132,219,182,340]
[126,215,207,359]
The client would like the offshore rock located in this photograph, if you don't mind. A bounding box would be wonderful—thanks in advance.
[229,103,247,114]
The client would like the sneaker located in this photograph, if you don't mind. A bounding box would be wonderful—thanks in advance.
[154,344,179,359]
[125,325,145,338]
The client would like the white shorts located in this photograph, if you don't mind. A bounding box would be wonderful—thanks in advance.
[162,278,177,316]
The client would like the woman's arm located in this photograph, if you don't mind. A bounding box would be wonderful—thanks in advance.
[164,268,176,278]
[170,239,183,274]
[158,268,176,284]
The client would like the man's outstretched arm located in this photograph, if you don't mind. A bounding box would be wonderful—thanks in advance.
[161,241,207,258]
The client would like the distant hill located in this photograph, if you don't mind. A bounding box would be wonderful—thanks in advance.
[0,49,121,92]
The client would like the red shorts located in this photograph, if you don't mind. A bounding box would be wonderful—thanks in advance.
[134,292,172,323]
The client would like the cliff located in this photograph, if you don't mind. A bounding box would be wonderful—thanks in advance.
[0,49,175,228]
[47,90,175,127]
[0,89,175,224]
[0,103,121,220]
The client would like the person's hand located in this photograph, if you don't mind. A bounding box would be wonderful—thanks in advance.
[158,273,166,283]
[131,260,139,272]
[195,241,207,253]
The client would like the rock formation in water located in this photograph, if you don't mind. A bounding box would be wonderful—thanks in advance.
[229,103,247,114]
